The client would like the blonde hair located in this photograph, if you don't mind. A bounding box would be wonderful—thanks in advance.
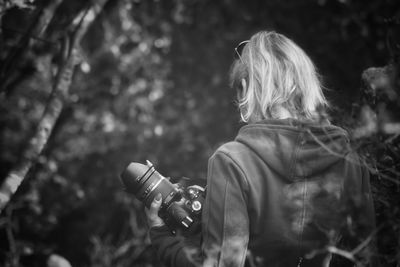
[230,31,328,123]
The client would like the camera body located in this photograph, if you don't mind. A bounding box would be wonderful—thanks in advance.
[120,161,205,233]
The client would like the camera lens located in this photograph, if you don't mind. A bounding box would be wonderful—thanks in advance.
[120,162,180,208]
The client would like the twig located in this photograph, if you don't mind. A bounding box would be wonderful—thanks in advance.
[351,230,375,255]
[326,246,356,262]
[307,228,380,265]
[5,205,18,267]
[1,27,58,45]
[0,0,63,95]
[307,129,400,185]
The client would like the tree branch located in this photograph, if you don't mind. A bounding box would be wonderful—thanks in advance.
[0,0,63,96]
[0,0,109,214]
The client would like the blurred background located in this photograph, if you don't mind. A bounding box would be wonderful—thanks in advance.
[0,0,399,266]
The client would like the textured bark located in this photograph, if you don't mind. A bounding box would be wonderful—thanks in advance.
[0,0,108,214]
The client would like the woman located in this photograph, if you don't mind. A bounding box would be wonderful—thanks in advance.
[145,31,376,267]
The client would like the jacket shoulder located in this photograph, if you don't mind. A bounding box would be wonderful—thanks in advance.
[209,141,250,193]
[213,141,251,160]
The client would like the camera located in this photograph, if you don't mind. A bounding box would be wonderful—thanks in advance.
[120,160,205,233]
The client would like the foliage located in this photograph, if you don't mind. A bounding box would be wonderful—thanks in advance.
[0,0,399,266]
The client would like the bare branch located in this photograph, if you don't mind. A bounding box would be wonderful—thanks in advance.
[0,0,109,214]
[326,246,356,262]
[0,0,63,96]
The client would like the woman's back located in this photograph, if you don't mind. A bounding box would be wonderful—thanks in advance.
[209,119,375,266]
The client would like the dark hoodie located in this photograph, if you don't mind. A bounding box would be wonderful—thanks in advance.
[150,119,375,267]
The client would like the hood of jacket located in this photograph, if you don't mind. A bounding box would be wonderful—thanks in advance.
[235,118,351,180]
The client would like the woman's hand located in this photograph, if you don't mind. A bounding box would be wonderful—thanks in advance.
[145,193,165,228]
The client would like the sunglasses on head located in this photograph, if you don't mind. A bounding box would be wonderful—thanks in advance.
[234,40,250,62]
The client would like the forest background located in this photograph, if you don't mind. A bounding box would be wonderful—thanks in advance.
[0,0,399,266]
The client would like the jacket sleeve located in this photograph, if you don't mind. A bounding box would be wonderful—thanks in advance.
[361,165,376,231]
[149,225,200,267]
[202,151,250,267]
[149,150,250,267]
[360,164,380,267]
[335,157,378,267]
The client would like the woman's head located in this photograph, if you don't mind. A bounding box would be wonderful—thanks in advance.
[230,31,328,123]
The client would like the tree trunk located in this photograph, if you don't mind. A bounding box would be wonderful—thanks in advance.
[0,0,109,214]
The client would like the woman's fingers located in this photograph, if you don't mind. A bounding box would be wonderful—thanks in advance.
[145,193,165,228]
[145,193,162,217]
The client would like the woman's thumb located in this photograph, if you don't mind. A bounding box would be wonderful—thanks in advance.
[151,193,162,209]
